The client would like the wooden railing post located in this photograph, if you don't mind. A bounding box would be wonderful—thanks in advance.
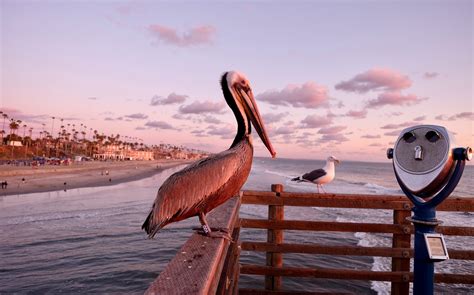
[265,184,284,291]
[391,206,412,295]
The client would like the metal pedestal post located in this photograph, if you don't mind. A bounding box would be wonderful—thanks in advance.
[408,207,441,295]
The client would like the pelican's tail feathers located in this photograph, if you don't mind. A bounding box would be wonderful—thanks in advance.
[291,176,302,182]
[142,209,162,239]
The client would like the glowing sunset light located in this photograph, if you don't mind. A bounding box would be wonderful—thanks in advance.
[1,1,472,162]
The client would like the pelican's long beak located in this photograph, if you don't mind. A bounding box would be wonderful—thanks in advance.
[237,87,276,158]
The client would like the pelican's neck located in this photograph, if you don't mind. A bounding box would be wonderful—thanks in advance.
[221,73,251,149]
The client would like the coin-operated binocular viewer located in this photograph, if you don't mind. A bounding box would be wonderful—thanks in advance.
[387,125,471,295]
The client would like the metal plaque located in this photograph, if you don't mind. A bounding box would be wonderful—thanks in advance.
[424,233,449,260]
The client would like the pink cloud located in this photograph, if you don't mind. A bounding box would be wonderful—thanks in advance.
[272,126,294,136]
[319,133,349,143]
[413,115,426,122]
[335,68,411,93]
[318,125,347,134]
[362,134,381,139]
[423,72,439,79]
[381,121,417,130]
[144,121,176,130]
[207,125,235,139]
[345,109,367,119]
[179,100,226,114]
[203,116,221,124]
[257,82,329,108]
[125,113,148,120]
[148,24,216,47]
[151,93,188,105]
[366,92,427,109]
[384,130,403,136]
[299,114,333,128]
[440,112,474,121]
[263,112,289,124]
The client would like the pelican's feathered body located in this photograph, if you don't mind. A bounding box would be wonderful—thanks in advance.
[143,71,276,238]
[291,156,340,193]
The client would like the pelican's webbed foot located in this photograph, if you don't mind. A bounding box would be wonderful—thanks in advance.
[192,213,233,242]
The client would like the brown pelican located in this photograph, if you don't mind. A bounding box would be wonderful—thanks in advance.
[142,71,276,238]
[291,156,340,193]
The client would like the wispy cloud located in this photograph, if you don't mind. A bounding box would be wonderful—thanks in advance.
[318,125,347,134]
[299,114,332,128]
[361,134,381,139]
[423,72,439,79]
[413,115,426,122]
[384,130,403,136]
[335,68,411,93]
[366,92,427,109]
[0,107,52,124]
[319,133,349,143]
[125,113,148,120]
[263,112,289,124]
[148,24,216,47]
[179,100,226,114]
[435,112,474,121]
[207,125,235,139]
[144,121,176,130]
[150,93,188,106]
[345,109,367,119]
[272,126,294,136]
[257,82,329,108]
[88,97,98,101]
[381,121,417,129]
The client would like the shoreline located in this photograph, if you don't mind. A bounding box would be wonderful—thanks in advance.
[0,159,193,197]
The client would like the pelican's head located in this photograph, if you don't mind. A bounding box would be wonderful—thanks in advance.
[222,71,276,158]
[327,155,340,164]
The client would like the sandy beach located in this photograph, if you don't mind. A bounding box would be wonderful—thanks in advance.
[0,159,192,196]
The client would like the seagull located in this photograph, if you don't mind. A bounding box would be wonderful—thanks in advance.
[291,156,340,193]
[142,71,276,239]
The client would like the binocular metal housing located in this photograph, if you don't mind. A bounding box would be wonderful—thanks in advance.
[387,125,471,199]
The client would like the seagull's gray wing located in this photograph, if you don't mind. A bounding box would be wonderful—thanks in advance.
[302,169,326,182]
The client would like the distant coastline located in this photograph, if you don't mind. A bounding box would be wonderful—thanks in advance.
[0,159,192,197]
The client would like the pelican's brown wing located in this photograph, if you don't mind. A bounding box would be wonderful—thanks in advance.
[142,145,249,238]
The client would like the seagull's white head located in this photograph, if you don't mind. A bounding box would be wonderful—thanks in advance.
[327,155,340,164]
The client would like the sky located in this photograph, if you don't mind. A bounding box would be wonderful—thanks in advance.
[1,0,473,162]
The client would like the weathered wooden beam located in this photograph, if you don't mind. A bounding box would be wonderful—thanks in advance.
[434,273,474,284]
[239,288,350,295]
[241,218,410,234]
[241,191,474,212]
[240,242,474,260]
[241,241,412,258]
[436,225,474,236]
[391,209,411,295]
[241,264,411,282]
[242,193,411,210]
[241,264,474,284]
[145,196,240,295]
[217,221,241,295]
[265,184,284,291]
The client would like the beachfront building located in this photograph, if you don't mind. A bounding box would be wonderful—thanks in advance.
[93,144,153,161]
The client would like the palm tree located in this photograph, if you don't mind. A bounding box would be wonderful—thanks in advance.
[1,111,7,144]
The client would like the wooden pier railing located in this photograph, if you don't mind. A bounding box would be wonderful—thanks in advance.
[145,184,474,294]
[145,196,241,295]
[239,184,474,294]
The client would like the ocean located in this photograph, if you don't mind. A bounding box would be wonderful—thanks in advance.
[0,158,472,294]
